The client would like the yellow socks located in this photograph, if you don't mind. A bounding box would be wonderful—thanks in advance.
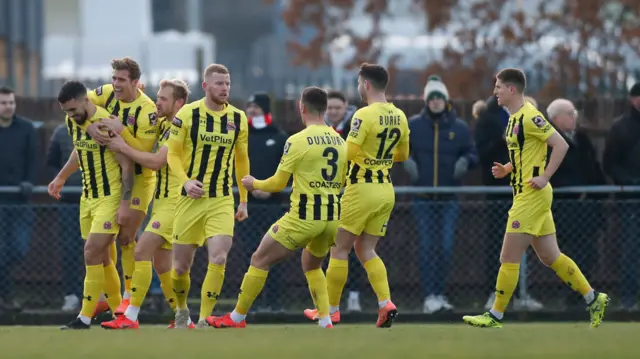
[79,264,105,319]
[103,261,122,312]
[199,263,226,320]
[363,256,391,305]
[326,258,348,308]
[171,268,190,309]
[305,268,330,318]
[130,260,153,308]
[234,265,268,315]
[551,253,593,296]
[158,270,177,312]
[491,263,520,316]
[121,242,136,296]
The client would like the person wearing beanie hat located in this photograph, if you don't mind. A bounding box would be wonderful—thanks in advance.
[603,82,640,310]
[406,75,478,314]
[241,92,288,312]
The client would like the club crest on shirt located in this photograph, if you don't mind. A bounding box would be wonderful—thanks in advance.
[127,115,136,126]
[226,121,236,131]
[132,197,140,206]
[152,221,161,229]
[95,86,103,96]
[282,142,291,155]
[512,124,519,135]
[272,224,279,233]
[351,118,362,132]
[103,221,112,230]
[511,220,520,229]
[532,116,547,128]
[149,112,158,126]
[172,117,182,128]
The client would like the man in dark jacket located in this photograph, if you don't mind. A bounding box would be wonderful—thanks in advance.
[603,83,640,310]
[547,98,606,309]
[0,86,37,312]
[407,76,478,314]
[47,123,85,312]
[237,92,288,312]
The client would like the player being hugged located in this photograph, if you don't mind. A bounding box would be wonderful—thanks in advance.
[304,63,410,328]
[206,86,347,329]
[81,57,160,315]
[463,68,609,329]
[49,81,130,329]
[100,79,193,329]
[166,64,250,328]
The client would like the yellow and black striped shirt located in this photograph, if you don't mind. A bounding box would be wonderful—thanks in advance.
[88,84,159,178]
[278,125,347,221]
[168,100,248,198]
[505,102,556,197]
[66,107,122,199]
[154,119,179,201]
[346,102,410,185]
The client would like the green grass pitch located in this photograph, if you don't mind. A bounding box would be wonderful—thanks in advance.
[1,323,638,359]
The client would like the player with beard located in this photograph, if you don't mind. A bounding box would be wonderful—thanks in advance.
[80,58,159,316]
[100,79,194,329]
[49,81,129,329]
[166,64,250,328]
[304,63,410,328]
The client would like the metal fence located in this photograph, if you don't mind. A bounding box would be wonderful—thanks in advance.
[1,185,639,315]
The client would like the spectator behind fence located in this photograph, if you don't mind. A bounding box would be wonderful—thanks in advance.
[324,90,364,312]
[325,90,357,140]
[46,123,85,313]
[238,92,288,312]
[547,98,606,309]
[405,76,478,314]
[603,82,640,310]
[0,86,38,313]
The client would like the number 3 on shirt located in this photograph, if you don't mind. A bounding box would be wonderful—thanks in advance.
[376,128,401,159]
[322,147,339,181]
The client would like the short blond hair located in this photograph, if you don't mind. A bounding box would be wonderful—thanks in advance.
[111,57,142,80]
[159,79,190,102]
[472,100,487,119]
[203,64,229,78]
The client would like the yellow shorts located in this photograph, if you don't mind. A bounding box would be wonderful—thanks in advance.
[79,196,121,240]
[131,176,156,214]
[269,213,338,258]
[339,183,395,237]
[144,197,176,250]
[506,187,555,237]
[172,195,235,247]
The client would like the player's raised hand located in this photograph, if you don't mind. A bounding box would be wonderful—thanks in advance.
[528,176,548,190]
[491,162,512,179]
[241,175,256,191]
[47,177,66,200]
[86,122,112,145]
[100,115,125,134]
[183,180,205,199]
[235,201,248,222]
[106,132,127,152]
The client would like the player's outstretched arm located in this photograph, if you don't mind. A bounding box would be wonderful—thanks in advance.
[234,141,250,203]
[253,170,291,193]
[60,150,80,179]
[543,132,569,179]
[108,132,167,170]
